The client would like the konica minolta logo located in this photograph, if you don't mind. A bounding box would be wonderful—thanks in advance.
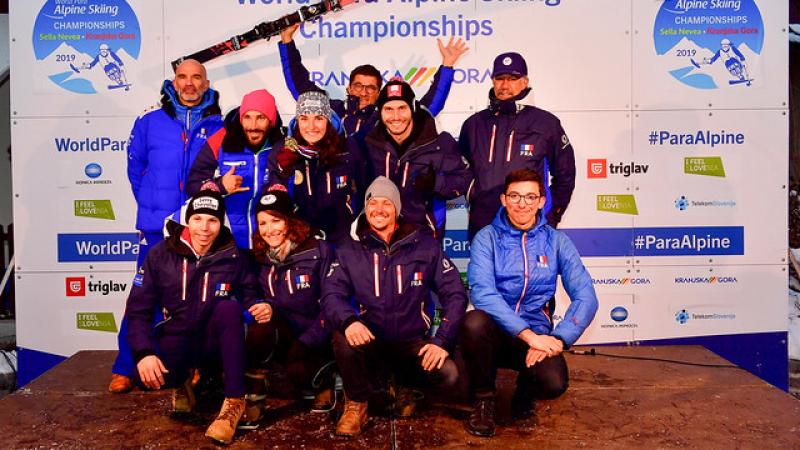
[57,233,139,262]
[592,277,651,285]
[674,276,738,284]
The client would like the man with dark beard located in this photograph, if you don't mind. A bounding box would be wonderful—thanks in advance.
[188,89,285,249]
[459,52,576,239]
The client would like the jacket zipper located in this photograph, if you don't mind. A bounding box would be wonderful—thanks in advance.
[326,171,331,194]
[202,272,209,302]
[181,258,188,301]
[286,268,294,295]
[401,162,410,188]
[305,161,312,196]
[505,130,515,162]
[384,151,391,177]
[396,265,403,295]
[373,252,380,297]
[515,233,529,314]
[488,124,497,163]
[267,266,275,297]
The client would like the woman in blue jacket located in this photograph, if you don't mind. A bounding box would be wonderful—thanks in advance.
[242,185,336,426]
[461,168,598,437]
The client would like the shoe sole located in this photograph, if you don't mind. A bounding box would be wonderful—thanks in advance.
[335,419,371,437]
[205,433,234,444]
[237,421,260,430]
[466,426,495,437]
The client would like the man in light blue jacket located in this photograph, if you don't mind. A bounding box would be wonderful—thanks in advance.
[461,168,598,437]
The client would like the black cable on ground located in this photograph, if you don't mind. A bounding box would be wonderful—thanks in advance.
[568,348,741,369]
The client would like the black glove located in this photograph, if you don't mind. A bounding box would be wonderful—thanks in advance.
[413,163,436,193]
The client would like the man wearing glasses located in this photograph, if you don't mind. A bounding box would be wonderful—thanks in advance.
[459,52,576,239]
[278,24,467,136]
[460,168,598,437]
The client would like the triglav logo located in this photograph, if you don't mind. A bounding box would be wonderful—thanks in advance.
[33,0,141,94]
[65,277,128,296]
[654,0,764,89]
[65,277,85,296]
[587,159,649,178]
[587,159,607,178]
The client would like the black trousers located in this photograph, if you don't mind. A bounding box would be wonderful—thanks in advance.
[460,309,568,401]
[245,316,333,392]
[332,331,459,403]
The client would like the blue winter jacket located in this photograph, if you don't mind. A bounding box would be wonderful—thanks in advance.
[321,217,468,349]
[358,107,472,240]
[127,81,223,234]
[459,90,576,238]
[268,114,365,244]
[258,235,334,349]
[187,107,286,249]
[278,39,454,137]
[468,208,597,347]
[125,219,261,363]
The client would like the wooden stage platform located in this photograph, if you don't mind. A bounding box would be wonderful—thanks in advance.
[0,346,798,449]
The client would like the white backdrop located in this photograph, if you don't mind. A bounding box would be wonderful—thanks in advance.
[10,0,789,365]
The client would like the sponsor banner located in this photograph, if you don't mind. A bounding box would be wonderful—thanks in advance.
[65,276,129,297]
[561,226,744,257]
[597,194,639,215]
[74,199,116,220]
[443,229,470,259]
[76,312,118,333]
[684,156,725,177]
[57,232,139,262]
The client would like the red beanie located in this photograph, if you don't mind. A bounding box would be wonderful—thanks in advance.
[239,89,277,126]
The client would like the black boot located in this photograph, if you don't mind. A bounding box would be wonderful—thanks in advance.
[511,389,534,420]
[466,397,496,437]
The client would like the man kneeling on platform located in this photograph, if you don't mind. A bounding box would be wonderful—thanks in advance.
[125,187,261,444]
[461,168,598,437]
[321,177,468,437]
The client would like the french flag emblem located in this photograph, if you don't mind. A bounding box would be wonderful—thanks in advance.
[411,271,423,286]
[520,144,534,156]
[536,255,548,268]
[336,175,347,188]
[217,283,230,291]
[296,274,310,284]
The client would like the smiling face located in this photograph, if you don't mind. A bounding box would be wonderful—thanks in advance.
[172,59,209,107]
[492,74,529,101]
[500,180,545,230]
[380,100,414,144]
[297,114,328,146]
[241,110,270,148]
[365,196,397,234]
[187,213,221,255]
[347,74,381,109]
[257,211,288,249]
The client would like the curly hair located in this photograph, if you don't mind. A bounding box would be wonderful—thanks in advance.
[251,211,311,262]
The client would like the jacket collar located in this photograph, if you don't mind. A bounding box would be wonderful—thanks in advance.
[164,220,236,259]
[160,80,221,122]
[364,105,438,153]
[349,214,418,253]
[220,107,285,154]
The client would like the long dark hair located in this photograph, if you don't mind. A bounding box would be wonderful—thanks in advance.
[251,211,311,262]
[292,119,343,169]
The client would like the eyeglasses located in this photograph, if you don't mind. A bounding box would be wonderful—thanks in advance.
[350,82,379,94]
[505,192,541,205]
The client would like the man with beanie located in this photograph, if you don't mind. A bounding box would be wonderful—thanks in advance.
[125,186,263,444]
[113,59,224,394]
[278,24,468,136]
[321,177,468,437]
[188,88,285,249]
[356,78,471,240]
[459,52,576,239]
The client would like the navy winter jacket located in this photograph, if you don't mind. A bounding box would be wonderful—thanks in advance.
[268,115,365,244]
[258,236,334,349]
[468,208,598,347]
[321,217,468,349]
[278,39,454,136]
[125,220,261,363]
[459,91,576,238]
[187,107,286,249]
[127,81,223,234]
[359,108,471,239]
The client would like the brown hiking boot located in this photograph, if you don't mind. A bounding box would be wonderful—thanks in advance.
[172,377,196,413]
[108,374,133,394]
[335,397,368,437]
[205,397,246,444]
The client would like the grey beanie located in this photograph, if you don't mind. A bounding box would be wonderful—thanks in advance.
[296,90,332,119]
[364,176,402,218]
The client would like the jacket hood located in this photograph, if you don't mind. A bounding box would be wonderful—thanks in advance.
[220,106,285,153]
[491,206,548,237]
[160,79,221,119]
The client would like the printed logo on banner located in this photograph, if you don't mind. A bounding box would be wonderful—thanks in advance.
[674,195,736,210]
[592,277,652,286]
[561,226,744,257]
[77,163,112,185]
[443,230,470,259]
[674,276,738,284]
[311,66,495,88]
[74,200,116,220]
[674,308,736,324]
[57,233,139,262]
[610,307,628,322]
[587,159,649,178]
[597,195,638,215]
[684,157,726,177]
[65,277,85,296]
[76,312,118,333]
[32,0,141,94]
[653,0,764,89]
[600,306,638,329]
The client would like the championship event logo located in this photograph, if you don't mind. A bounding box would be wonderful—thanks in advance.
[653,0,764,90]
[32,0,141,94]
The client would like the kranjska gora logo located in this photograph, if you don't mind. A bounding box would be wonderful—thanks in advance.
[654,0,764,89]
[33,0,141,94]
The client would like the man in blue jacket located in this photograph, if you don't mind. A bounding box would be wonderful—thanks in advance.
[277,24,467,136]
[459,52,576,239]
[321,177,468,437]
[461,168,598,437]
[188,88,285,249]
[126,187,261,444]
[112,59,224,394]
[358,79,472,240]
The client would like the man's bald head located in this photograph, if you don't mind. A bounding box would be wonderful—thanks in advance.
[172,59,209,107]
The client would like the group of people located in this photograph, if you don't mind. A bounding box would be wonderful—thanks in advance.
[112,26,597,445]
